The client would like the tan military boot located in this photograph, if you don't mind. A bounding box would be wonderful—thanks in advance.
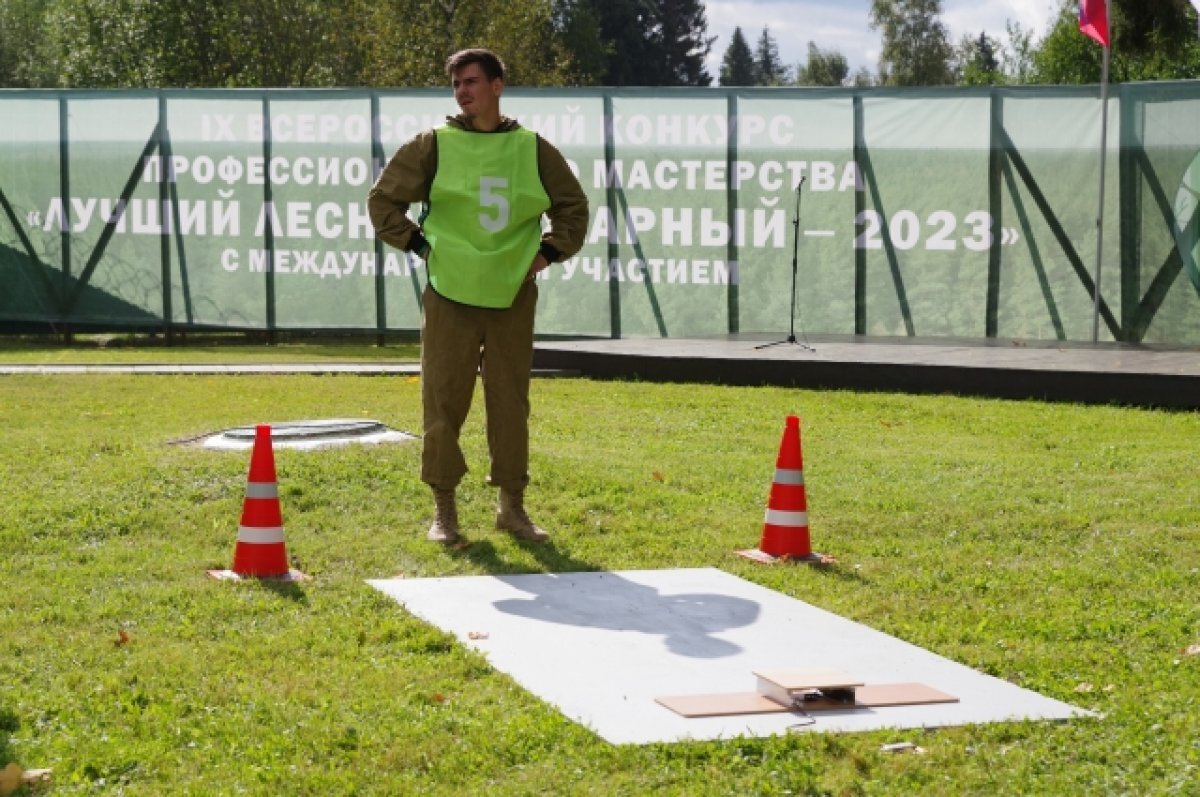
[427,487,460,544]
[496,488,549,542]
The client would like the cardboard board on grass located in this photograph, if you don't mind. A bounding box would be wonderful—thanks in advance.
[369,568,1092,744]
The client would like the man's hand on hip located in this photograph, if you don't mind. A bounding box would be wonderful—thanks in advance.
[526,253,550,281]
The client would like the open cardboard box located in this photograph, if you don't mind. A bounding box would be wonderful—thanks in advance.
[657,667,958,718]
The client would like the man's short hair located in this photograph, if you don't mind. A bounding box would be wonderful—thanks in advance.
[445,49,505,82]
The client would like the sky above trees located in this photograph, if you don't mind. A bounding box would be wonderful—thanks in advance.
[703,0,1059,76]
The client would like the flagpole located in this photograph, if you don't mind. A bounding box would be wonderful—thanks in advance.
[1090,0,1112,342]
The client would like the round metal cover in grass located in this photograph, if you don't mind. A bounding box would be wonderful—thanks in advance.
[199,419,416,450]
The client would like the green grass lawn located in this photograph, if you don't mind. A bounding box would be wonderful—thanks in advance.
[1,357,1198,794]
[0,333,420,364]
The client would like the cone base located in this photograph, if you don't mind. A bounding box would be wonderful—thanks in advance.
[736,549,836,566]
[207,568,310,582]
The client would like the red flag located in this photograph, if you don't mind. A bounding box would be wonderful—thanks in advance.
[1079,0,1109,47]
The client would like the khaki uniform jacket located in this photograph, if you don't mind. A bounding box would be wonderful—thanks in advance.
[367,115,589,265]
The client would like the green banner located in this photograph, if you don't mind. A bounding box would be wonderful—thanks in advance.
[1,84,1198,344]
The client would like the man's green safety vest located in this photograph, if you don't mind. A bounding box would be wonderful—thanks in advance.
[422,126,550,308]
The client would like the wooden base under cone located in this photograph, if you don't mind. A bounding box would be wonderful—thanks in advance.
[206,568,309,582]
[735,549,836,565]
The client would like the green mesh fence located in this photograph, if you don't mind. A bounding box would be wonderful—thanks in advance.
[1,83,1198,343]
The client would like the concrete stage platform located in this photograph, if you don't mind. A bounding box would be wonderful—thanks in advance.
[533,335,1200,409]
[5,335,1195,408]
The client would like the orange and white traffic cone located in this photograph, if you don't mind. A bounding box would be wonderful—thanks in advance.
[737,415,833,565]
[208,424,308,581]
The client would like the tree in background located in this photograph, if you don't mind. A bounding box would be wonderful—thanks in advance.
[957,31,1003,85]
[869,0,955,85]
[564,0,711,86]
[795,42,850,86]
[653,0,715,85]
[1109,0,1200,79]
[477,0,582,86]
[44,0,159,86]
[9,0,583,88]
[149,0,244,87]
[0,0,55,86]
[1032,0,1200,83]
[350,0,446,86]
[851,67,875,87]
[1000,20,1036,84]
[43,0,332,87]
[553,0,609,85]
[718,26,756,86]
[14,0,1199,90]
[578,0,655,85]
[352,0,576,87]
[753,26,788,85]
[235,0,332,86]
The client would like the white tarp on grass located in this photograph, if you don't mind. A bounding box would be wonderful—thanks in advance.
[368,567,1091,745]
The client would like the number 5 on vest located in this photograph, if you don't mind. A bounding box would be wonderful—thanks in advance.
[479,176,510,232]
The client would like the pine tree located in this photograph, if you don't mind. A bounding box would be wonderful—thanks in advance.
[655,0,714,85]
[718,26,756,86]
[584,0,654,85]
[957,31,1002,85]
[552,0,608,85]
[578,0,712,85]
[753,26,788,85]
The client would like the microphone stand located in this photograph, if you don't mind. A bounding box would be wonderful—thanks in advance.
[756,178,814,351]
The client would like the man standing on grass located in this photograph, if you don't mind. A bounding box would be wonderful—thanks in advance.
[368,48,589,545]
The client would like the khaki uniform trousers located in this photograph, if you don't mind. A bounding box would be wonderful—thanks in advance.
[420,281,537,493]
